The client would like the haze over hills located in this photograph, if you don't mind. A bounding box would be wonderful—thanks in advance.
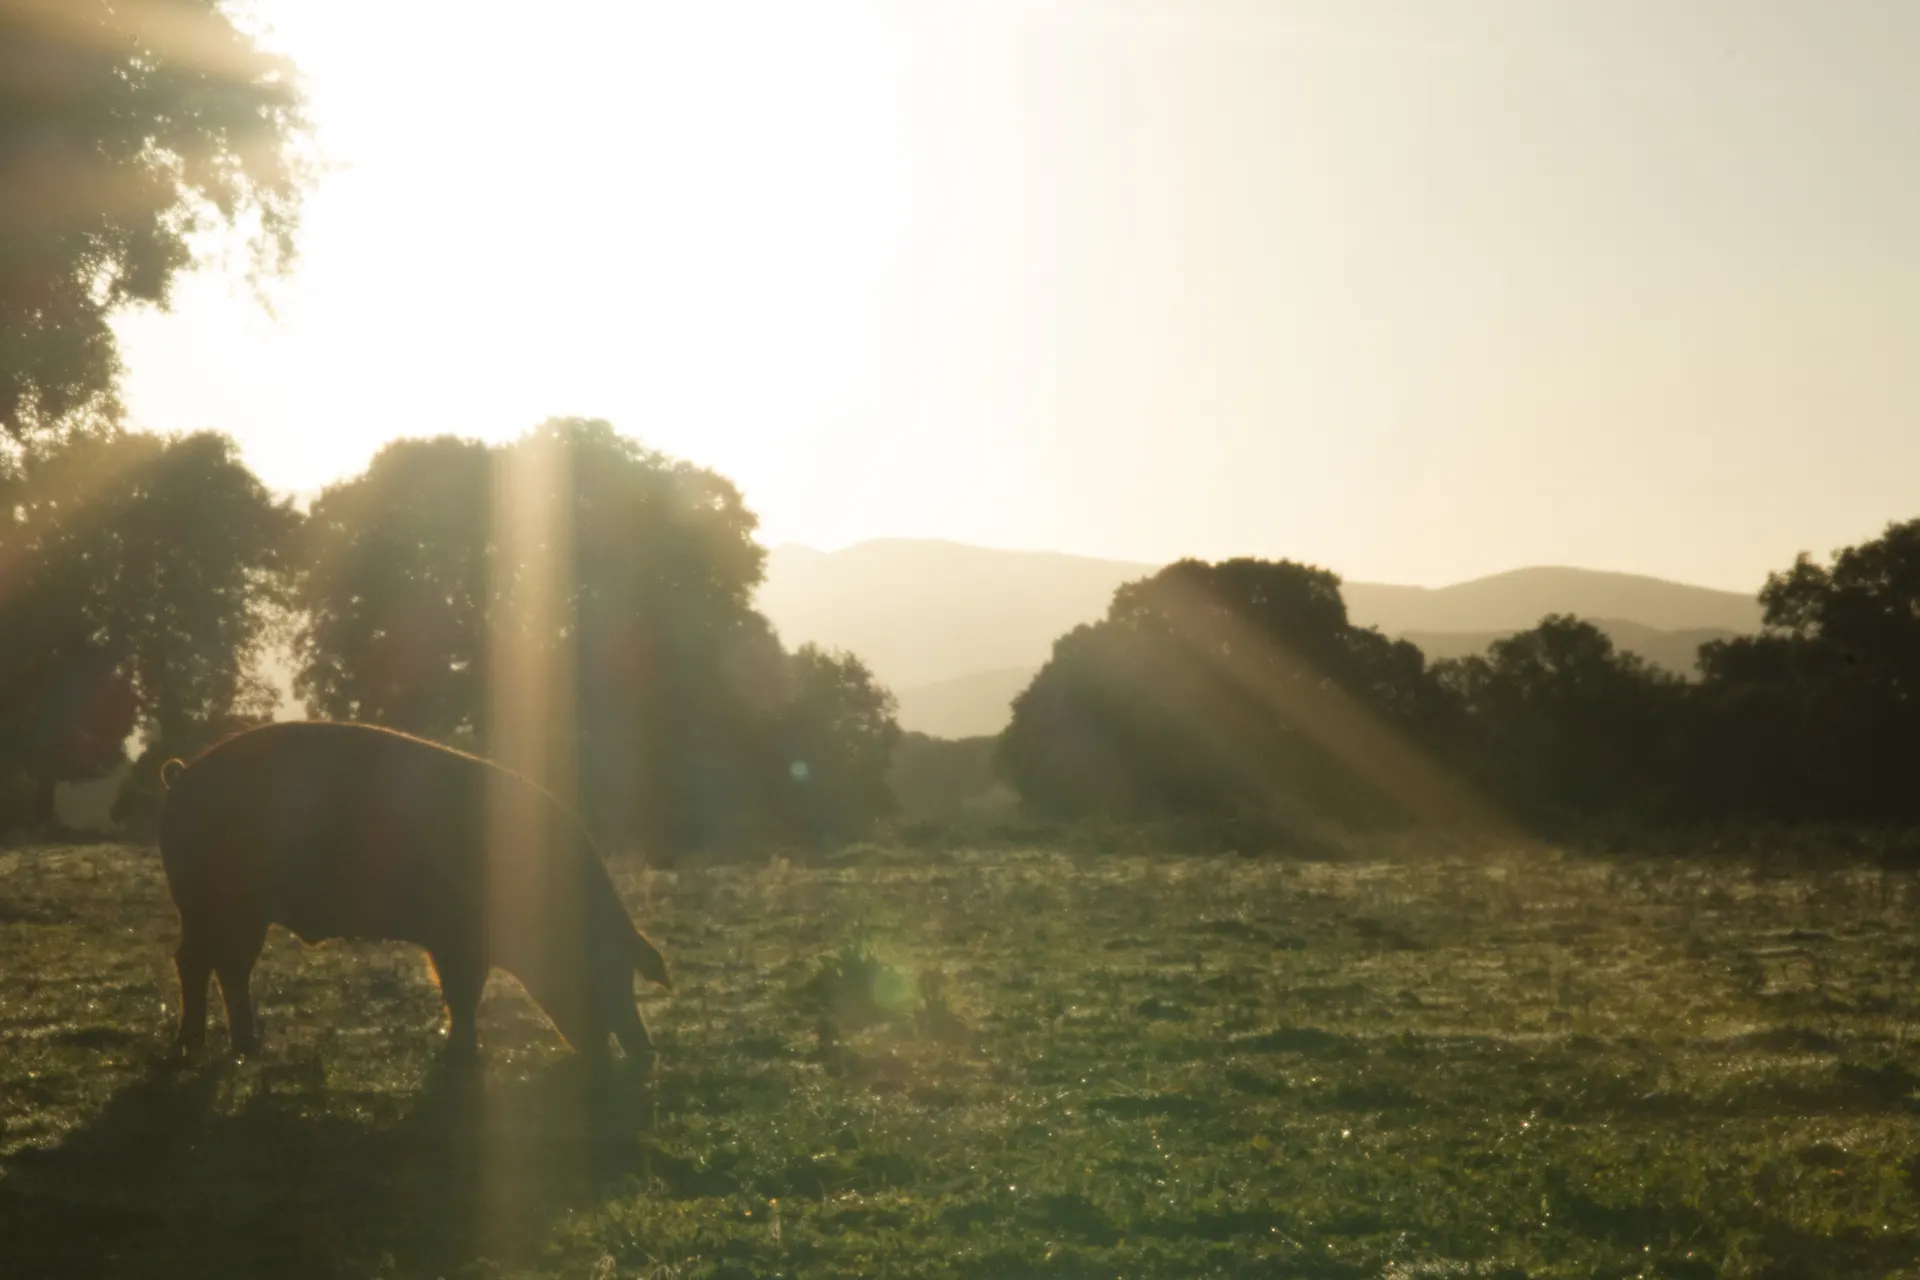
[55,537,1763,827]
[758,540,1767,740]
[1340,568,1763,636]
[224,537,1768,744]
[756,541,1156,692]
[892,668,1041,744]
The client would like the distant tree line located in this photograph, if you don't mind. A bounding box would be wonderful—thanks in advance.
[5,412,1915,848]
[0,421,900,853]
[999,522,1920,836]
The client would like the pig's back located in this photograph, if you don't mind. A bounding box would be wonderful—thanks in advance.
[160,722,489,947]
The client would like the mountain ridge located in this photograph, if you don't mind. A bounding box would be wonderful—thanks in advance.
[758,540,1766,738]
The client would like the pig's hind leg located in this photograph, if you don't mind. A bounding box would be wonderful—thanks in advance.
[428,944,486,1066]
[171,922,215,1057]
[211,918,270,1057]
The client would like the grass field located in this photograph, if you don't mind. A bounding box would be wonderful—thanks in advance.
[5,837,1920,1279]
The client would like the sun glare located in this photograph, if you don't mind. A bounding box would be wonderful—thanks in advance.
[114,1,941,526]
[106,0,1920,586]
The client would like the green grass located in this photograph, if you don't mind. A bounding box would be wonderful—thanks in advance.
[6,839,1920,1278]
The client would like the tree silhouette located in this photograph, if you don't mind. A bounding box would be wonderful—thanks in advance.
[766,645,902,843]
[291,418,899,852]
[0,429,291,829]
[292,435,494,739]
[1689,632,1831,821]
[1434,615,1686,826]
[0,622,137,830]
[1,1,310,436]
[1759,517,1920,690]
[1691,519,1920,823]
[999,557,1457,826]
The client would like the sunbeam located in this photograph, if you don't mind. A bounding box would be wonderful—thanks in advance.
[1096,566,1519,837]
[481,421,589,1249]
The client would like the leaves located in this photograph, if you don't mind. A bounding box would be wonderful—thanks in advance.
[1696,519,1920,823]
[1000,557,1458,826]
[290,418,900,851]
[0,427,290,829]
[0,0,312,437]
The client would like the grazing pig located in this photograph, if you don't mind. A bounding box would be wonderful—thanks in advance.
[157,720,670,1064]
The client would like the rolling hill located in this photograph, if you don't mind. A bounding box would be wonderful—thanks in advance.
[757,540,1765,739]
[1341,567,1763,636]
[755,540,1158,692]
[891,667,1039,743]
[161,540,1770,749]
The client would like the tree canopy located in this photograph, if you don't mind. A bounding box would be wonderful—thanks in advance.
[293,434,495,738]
[1689,518,1920,824]
[767,645,903,842]
[997,521,1920,838]
[1,0,310,436]
[998,557,1461,827]
[291,418,900,852]
[0,428,293,830]
[1432,615,1687,826]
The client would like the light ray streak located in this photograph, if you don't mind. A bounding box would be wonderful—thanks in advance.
[481,424,582,1247]
[1130,570,1518,837]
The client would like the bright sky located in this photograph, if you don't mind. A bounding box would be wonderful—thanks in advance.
[114,0,1920,592]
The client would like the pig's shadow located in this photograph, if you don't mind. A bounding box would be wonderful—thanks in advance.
[0,1053,659,1280]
